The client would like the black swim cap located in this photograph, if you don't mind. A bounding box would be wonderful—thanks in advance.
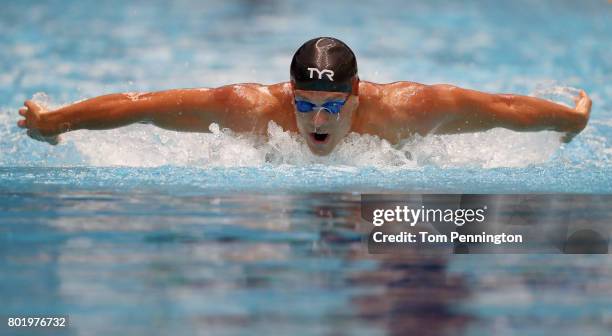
[290,37,357,93]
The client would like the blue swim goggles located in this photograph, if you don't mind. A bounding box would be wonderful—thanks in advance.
[294,98,347,115]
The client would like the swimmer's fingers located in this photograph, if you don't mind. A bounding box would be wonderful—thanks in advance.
[19,100,59,145]
[22,99,47,124]
[17,107,29,129]
[572,90,585,104]
[19,100,51,128]
[18,101,41,129]
[571,90,591,134]
[24,100,44,115]
[574,90,592,116]
[17,107,27,127]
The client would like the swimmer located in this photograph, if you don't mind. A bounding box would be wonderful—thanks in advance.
[18,37,591,155]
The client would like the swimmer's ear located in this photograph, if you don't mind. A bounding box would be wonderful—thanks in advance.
[351,76,360,96]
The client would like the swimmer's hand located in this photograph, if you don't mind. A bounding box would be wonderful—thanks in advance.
[561,90,592,143]
[17,100,62,145]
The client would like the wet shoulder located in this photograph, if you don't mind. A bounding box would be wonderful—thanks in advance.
[355,81,434,141]
[380,81,431,112]
[267,82,294,106]
[359,80,431,114]
[266,82,297,131]
[236,82,296,132]
[211,82,295,133]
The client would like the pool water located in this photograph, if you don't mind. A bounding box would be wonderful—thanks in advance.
[1,0,611,335]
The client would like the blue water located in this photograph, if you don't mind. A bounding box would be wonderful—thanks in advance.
[1,0,611,335]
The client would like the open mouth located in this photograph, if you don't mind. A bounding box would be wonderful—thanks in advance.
[310,132,330,144]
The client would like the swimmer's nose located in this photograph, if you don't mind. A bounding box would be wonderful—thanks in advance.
[313,109,329,128]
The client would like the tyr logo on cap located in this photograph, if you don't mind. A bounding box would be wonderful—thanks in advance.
[307,67,335,81]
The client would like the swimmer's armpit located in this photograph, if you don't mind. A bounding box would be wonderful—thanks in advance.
[428,85,591,137]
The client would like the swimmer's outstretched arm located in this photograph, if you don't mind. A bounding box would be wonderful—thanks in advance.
[425,85,591,140]
[17,83,291,144]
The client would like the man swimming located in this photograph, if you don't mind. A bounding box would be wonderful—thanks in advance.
[18,37,591,156]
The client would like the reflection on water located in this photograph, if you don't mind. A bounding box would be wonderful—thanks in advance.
[1,192,611,335]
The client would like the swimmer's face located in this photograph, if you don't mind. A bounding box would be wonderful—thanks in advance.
[293,89,358,156]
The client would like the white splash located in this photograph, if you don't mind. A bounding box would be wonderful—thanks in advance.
[530,82,581,108]
[61,119,562,168]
